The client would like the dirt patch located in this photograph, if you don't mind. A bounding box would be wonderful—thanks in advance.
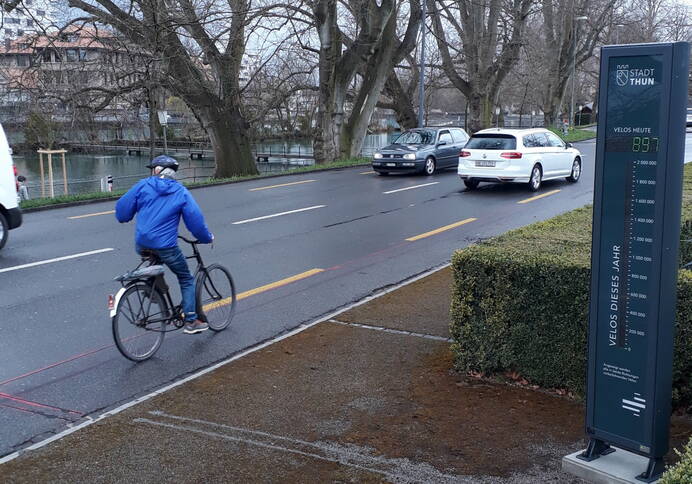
[338,266,454,338]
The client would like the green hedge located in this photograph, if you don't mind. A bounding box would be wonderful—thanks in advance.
[450,167,692,409]
[661,436,692,483]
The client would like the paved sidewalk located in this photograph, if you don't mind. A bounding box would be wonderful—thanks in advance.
[2,268,690,483]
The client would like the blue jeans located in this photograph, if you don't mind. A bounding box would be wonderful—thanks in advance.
[137,245,197,322]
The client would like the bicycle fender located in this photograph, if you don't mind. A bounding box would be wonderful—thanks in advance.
[109,286,129,318]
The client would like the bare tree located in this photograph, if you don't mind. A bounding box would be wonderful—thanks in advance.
[305,0,421,162]
[380,57,419,131]
[534,0,618,127]
[67,0,260,177]
[431,0,533,134]
[1,0,22,14]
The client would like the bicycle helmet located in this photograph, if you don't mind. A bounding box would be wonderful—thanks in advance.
[146,154,179,172]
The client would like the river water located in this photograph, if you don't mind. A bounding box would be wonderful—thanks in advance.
[13,133,399,198]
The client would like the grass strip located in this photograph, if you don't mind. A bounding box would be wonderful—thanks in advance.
[20,157,370,211]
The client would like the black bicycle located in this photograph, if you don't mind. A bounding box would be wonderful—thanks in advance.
[110,236,236,361]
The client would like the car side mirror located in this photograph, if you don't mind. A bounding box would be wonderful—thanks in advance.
[565,142,573,148]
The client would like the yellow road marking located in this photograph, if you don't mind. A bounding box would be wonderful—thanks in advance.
[359,170,375,175]
[68,210,115,220]
[517,189,561,204]
[203,268,324,311]
[249,179,316,191]
[406,218,477,242]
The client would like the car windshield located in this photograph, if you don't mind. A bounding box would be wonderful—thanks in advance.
[393,130,435,145]
[465,134,517,150]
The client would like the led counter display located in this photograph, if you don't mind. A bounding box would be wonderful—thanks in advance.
[593,54,663,443]
[583,42,688,482]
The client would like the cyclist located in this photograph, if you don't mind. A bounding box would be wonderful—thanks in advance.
[115,155,214,334]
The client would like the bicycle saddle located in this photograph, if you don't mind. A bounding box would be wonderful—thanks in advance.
[115,265,166,281]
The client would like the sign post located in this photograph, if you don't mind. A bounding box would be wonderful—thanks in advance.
[580,42,689,482]
[158,110,169,154]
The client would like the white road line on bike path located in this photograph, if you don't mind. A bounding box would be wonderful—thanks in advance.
[232,205,326,225]
[0,248,115,274]
[0,262,450,466]
[383,182,439,194]
[68,210,115,220]
[249,179,317,191]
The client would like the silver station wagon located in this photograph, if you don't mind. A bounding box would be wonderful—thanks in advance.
[372,127,469,176]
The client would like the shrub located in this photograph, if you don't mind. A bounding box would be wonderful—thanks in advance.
[450,165,692,408]
[661,436,692,483]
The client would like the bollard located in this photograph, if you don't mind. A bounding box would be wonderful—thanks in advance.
[107,175,113,192]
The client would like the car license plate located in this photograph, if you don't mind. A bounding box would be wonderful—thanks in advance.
[476,160,496,167]
[386,163,396,167]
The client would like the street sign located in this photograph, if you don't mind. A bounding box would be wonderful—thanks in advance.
[157,110,169,126]
[581,42,689,482]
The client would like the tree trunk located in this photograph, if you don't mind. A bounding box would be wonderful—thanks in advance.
[341,15,398,158]
[466,91,495,134]
[384,74,417,130]
[204,107,257,177]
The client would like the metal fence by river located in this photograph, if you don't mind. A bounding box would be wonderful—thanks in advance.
[13,133,400,199]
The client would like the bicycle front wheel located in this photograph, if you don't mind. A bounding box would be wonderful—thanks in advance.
[112,282,167,361]
[196,264,236,331]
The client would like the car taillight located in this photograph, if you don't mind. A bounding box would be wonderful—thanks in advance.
[459,150,471,157]
[500,152,522,159]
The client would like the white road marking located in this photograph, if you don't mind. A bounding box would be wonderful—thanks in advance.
[232,205,326,225]
[68,210,115,220]
[137,412,459,482]
[0,248,115,274]
[0,263,451,466]
[383,182,439,194]
[329,320,452,342]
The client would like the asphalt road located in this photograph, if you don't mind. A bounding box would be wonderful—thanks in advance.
[0,135,688,457]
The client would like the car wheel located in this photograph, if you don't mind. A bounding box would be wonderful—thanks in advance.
[528,164,542,192]
[0,212,8,250]
[566,158,581,183]
[377,171,389,176]
[423,157,436,176]
[463,179,479,190]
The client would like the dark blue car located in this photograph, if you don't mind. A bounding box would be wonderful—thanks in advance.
[372,127,469,175]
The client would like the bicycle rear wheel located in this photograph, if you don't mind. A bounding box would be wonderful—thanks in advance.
[196,264,236,331]
[112,282,167,361]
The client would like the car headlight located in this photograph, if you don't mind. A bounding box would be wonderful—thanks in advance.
[373,153,383,159]
[403,153,416,160]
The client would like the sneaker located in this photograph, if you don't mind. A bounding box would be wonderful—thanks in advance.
[183,319,209,334]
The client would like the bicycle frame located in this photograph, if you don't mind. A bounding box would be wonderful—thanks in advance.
[109,237,212,331]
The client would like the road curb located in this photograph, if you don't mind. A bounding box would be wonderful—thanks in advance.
[0,262,450,465]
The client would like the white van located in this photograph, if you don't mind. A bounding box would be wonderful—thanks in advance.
[0,123,22,250]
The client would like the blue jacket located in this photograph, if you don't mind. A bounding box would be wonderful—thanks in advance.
[115,176,213,249]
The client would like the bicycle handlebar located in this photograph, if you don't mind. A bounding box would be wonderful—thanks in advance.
[178,235,200,245]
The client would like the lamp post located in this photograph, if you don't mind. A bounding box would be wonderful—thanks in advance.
[417,0,427,128]
[616,24,625,44]
[570,16,588,129]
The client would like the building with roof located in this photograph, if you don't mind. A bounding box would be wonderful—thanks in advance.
[0,0,61,41]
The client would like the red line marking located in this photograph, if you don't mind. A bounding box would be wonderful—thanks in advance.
[0,402,36,415]
[0,343,114,388]
[0,392,83,415]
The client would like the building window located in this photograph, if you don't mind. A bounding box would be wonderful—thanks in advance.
[26,0,33,5]
[4,29,12,37]
[36,10,45,17]
[42,49,52,63]
[17,29,23,36]
[26,19,34,27]
[66,49,78,62]
[8,18,20,24]
[16,55,29,67]
[79,48,87,61]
